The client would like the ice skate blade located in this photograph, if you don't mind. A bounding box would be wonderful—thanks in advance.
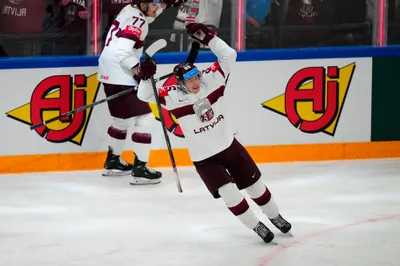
[285,230,294,237]
[277,233,293,238]
[102,169,131,177]
[277,230,293,237]
[268,240,278,245]
[130,177,161,185]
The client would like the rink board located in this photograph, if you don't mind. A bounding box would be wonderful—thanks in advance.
[1,47,400,173]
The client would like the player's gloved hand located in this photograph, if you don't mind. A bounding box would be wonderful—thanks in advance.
[137,58,157,81]
[186,23,216,46]
[162,0,187,8]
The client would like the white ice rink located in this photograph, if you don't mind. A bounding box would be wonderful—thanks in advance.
[0,158,399,266]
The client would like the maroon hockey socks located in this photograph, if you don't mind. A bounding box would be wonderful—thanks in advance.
[245,180,279,219]
[218,182,276,243]
[218,183,259,229]
[246,180,292,234]
[131,132,152,162]
[108,126,127,156]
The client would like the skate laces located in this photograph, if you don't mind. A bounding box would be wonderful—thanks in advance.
[144,164,156,173]
[118,157,129,166]
[254,223,269,238]
[271,215,286,228]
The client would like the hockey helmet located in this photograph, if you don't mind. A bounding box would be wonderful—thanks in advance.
[131,0,161,21]
[173,62,201,93]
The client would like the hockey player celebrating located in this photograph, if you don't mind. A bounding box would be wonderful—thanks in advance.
[137,23,292,243]
[98,0,187,185]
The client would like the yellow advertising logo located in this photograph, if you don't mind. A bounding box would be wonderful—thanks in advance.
[6,74,100,145]
[262,63,355,136]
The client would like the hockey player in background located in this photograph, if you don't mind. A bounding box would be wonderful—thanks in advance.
[137,23,292,243]
[170,0,223,50]
[98,0,187,185]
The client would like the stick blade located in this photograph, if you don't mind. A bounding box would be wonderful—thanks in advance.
[146,39,167,57]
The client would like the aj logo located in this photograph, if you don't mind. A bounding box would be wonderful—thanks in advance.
[6,74,100,145]
[262,63,355,136]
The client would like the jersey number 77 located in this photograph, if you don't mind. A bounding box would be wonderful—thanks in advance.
[105,16,146,47]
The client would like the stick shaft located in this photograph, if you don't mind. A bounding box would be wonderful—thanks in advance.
[30,87,134,130]
[149,74,183,193]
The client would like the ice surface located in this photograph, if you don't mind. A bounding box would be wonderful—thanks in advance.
[0,158,399,266]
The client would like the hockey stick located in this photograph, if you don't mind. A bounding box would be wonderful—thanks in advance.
[30,88,133,130]
[149,73,183,193]
[29,39,169,131]
[148,78,183,193]
[30,40,199,130]
[145,58,183,193]
[143,42,199,193]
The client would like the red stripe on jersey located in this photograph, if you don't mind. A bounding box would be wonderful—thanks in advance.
[124,25,142,39]
[204,62,225,78]
[214,62,225,78]
[158,87,169,97]
[158,87,168,106]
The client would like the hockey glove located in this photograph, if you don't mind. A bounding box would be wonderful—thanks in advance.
[162,0,188,8]
[137,58,157,81]
[186,23,216,46]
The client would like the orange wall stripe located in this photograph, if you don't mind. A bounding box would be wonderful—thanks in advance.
[1,141,399,174]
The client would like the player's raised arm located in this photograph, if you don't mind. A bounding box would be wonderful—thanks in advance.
[186,23,237,76]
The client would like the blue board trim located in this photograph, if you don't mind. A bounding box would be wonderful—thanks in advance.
[1,45,400,70]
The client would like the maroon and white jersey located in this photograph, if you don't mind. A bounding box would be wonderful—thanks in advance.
[137,36,237,162]
[98,4,148,86]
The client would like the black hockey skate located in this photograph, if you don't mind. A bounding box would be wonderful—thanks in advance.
[270,214,292,234]
[102,147,133,176]
[130,153,162,185]
[253,222,275,244]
